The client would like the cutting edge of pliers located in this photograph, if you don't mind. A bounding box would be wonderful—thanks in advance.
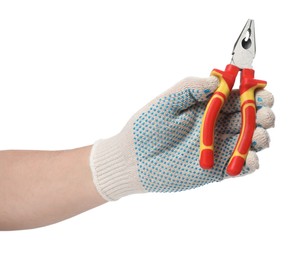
[199,19,267,176]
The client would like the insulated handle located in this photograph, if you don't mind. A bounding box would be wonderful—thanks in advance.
[200,64,239,169]
[226,69,267,176]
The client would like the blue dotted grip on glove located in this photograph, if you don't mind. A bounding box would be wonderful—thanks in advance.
[133,88,248,193]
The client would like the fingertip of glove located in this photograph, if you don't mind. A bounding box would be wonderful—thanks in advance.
[252,127,270,151]
[255,89,274,108]
[256,107,275,129]
[245,151,259,173]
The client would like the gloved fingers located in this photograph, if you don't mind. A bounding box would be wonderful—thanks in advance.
[251,127,270,152]
[255,89,275,109]
[223,151,259,179]
[221,132,259,179]
[222,127,270,179]
[219,126,268,177]
[218,106,275,135]
[244,151,259,173]
[222,89,274,114]
[256,107,275,129]
[232,151,259,178]
[160,76,219,112]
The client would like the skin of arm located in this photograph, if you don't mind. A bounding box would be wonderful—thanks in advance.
[0,146,106,230]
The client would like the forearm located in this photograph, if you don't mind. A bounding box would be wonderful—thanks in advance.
[0,146,106,230]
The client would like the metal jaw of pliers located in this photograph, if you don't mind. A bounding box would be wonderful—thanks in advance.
[231,19,256,69]
[199,19,267,176]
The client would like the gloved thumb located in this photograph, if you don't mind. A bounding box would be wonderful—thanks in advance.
[155,76,219,112]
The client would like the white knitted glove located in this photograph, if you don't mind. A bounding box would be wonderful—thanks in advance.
[90,77,275,201]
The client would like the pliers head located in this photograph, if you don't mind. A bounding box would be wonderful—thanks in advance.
[231,19,256,69]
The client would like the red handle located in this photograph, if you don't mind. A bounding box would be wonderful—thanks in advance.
[199,64,239,169]
[226,69,267,176]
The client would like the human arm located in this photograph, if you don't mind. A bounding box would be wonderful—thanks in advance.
[0,77,275,230]
[0,146,106,230]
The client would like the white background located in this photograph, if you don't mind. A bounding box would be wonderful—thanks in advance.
[0,1,304,259]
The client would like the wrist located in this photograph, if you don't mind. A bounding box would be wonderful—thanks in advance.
[90,131,145,201]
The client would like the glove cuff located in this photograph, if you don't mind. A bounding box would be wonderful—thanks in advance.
[90,133,145,201]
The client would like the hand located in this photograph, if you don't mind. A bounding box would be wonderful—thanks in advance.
[90,77,275,201]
